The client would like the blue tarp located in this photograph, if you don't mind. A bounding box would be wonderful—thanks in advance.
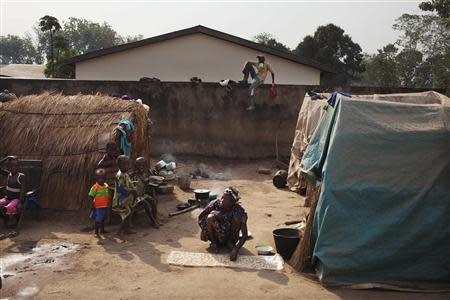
[301,94,450,289]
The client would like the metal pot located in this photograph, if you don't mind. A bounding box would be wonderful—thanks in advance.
[166,162,177,171]
[194,189,210,201]
[155,160,167,171]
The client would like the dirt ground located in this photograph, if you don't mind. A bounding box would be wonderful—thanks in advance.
[0,159,448,299]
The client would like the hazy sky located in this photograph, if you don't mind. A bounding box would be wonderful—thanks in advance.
[1,0,423,54]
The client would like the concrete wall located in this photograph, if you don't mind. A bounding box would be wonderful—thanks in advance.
[75,33,321,85]
[1,78,446,159]
[0,78,308,159]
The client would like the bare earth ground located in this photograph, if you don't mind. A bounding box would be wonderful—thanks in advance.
[0,159,448,299]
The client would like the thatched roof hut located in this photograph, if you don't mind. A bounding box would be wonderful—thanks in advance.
[0,93,151,210]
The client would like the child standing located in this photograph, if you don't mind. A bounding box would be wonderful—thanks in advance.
[113,155,137,236]
[88,168,110,236]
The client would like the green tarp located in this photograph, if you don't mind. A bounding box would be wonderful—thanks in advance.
[301,95,450,289]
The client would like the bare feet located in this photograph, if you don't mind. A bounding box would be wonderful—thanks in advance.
[208,242,219,253]
[230,248,238,261]
[225,241,235,250]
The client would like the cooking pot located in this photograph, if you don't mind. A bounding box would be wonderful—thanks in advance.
[155,160,167,171]
[166,162,177,171]
[194,189,210,201]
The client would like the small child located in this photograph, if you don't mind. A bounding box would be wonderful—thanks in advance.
[132,157,160,228]
[0,156,25,227]
[113,155,137,236]
[88,168,110,236]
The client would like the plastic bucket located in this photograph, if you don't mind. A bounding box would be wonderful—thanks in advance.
[272,228,301,260]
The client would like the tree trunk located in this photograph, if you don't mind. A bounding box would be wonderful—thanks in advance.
[50,30,54,77]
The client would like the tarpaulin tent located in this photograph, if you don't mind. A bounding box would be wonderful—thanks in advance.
[300,94,450,289]
[287,94,327,192]
[287,91,449,192]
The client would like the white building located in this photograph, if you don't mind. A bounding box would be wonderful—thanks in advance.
[65,25,333,85]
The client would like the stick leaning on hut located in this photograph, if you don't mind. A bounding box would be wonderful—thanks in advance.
[289,186,321,272]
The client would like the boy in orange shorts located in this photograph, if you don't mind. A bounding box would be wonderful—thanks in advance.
[88,168,111,236]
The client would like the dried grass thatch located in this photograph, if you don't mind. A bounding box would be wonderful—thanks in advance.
[289,186,321,272]
[0,92,151,210]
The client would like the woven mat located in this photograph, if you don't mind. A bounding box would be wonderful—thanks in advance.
[167,251,284,271]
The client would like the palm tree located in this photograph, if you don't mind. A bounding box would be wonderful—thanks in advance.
[39,15,61,76]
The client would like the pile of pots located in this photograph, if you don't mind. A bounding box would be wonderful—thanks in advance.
[153,160,177,194]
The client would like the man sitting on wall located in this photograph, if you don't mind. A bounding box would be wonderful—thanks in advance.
[240,54,275,110]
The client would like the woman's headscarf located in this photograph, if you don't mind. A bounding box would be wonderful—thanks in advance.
[224,187,240,202]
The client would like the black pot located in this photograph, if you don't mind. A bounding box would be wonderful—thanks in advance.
[272,228,301,260]
[194,189,210,201]
[273,170,288,189]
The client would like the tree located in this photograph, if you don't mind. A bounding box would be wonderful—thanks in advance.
[396,48,423,87]
[121,34,144,44]
[1,17,142,70]
[62,17,122,54]
[31,25,48,64]
[294,24,364,85]
[53,33,69,60]
[253,33,290,52]
[393,13,450,87]
[369,44,401,87]
[44,49,77,78]
[0,35,39,64]
[39,15,62,76]
[44,32,76,79]
[419,0,450,26]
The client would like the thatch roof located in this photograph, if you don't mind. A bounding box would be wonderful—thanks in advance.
[0,93,151,210]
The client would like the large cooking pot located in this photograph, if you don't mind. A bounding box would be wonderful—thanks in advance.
[194,189,210,201]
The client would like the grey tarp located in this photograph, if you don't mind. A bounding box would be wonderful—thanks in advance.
[287,91,450,191]
[301,94,450,289]
[287,95,327,191]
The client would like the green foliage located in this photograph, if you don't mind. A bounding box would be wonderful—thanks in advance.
[39,15,61,33]
[122,34,144,44]
[62,17,122,54]
[393,13,449,87]
[253,33,290,52]
[0,35,39,64]
[32,26,49,64]
[356,8,449,88]
[394,14,449,57]
[359,45,400,87]
[39,15,62,77]
[294,24,364,85]
[396,48,424,87]
[44,48,78,78]
[419,0,450,23]
[3,15,143,78]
